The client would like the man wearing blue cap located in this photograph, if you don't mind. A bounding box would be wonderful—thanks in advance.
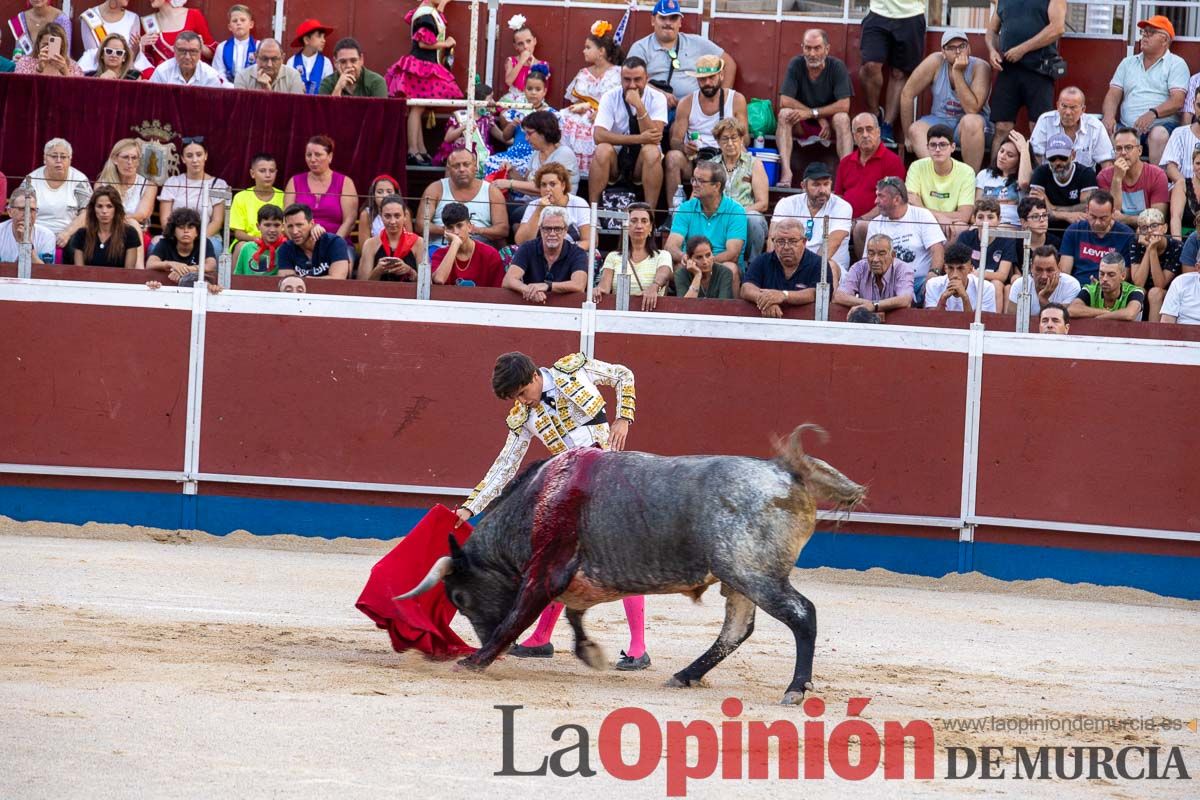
[627,0,736,109]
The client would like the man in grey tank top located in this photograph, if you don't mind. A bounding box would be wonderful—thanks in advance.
[986,0,1067,159]
[899,29,993,171]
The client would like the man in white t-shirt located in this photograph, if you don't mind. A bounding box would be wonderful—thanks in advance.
[865,176,945,298]
[0,188,57,263]
[1159,271,1200,323]
[924,241,997,313]
[772,162,852,273]
[1007,244,1081,314]
[589,57,669,207]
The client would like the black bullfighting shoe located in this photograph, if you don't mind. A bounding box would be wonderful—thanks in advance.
[508,643,554,658]
[615,650,651,671]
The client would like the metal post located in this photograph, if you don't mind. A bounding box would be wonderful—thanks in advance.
[417,215,432,300]
[615,217,632,311]
[466,0,479,125]
[815,215,831,322]
[485,0,499,87]
[210,187,233,289]
[198,184,211,285]
[586,202,599,302]
[1015,238,1033,333]
[273,0,285,41]
[17,202,32,279]
[975,221,989,326]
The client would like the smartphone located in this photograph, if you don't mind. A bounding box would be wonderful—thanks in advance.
[43,35,63,58]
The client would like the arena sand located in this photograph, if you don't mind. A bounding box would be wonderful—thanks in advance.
[0,517,1196,799]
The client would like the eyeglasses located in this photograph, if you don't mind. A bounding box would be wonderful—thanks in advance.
[876,177,904,189]
[690,178,716,185]
[258,54,281,63]
[1025,213,1049,221]
[942,43,967,53]
[175,47,202,57]
[717,135,741,144]
[541,225,566,234]
[9,205,36,214]
[46,152,70,160]
[773,238,802,247]
[927,141,952,150]
[1113,143,1140,153]
[181,136,206,146]
[103,47,126,57]
[1048,157,1069,165]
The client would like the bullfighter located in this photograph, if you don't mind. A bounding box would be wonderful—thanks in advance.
[455,351,650,670]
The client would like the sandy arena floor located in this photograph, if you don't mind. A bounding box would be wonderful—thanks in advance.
[0,518,1197,799]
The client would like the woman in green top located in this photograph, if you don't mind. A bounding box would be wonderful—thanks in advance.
[674,235,735,299]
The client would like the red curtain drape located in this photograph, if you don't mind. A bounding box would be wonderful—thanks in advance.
[0,73,407,197]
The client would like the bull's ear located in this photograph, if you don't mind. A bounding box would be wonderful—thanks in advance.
[448,533,467,564]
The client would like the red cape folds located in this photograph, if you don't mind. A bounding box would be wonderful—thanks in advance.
[355,504,478,659]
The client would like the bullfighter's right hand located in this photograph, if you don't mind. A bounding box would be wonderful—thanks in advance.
[455,507,472,526]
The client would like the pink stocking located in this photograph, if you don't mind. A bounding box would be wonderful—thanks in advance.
[622,595,646,658]
[519,602,564,647]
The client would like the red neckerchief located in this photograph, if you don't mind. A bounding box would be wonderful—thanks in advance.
[380,230,419,259]
[251,237,283,271]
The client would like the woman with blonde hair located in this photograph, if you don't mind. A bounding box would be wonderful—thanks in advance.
[95,138,157,234]
[86,33,141,79]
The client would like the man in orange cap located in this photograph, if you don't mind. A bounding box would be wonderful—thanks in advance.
[289,18,334,95]
[1102,14,1189,164]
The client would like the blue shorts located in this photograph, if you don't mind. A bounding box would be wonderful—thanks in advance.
[1141,117,1179,145]
[917,113,995,143]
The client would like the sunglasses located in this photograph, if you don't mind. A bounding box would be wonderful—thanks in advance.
[181,136,206,146]
[103,47,126,57]
[667,48,681,70]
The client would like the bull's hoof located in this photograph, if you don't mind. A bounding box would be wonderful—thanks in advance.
[665,674,708,688]
[780,681,815,705]
[575,639,607,670]
[454,657,487,672]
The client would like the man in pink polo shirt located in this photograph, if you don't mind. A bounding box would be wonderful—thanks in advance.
[836,111,907,255]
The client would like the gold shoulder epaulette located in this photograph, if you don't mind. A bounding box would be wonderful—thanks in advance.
[553,352,588,374]
[506,401,529,431]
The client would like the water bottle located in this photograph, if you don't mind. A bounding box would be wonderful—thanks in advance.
[671,185,686,212]
[754,134,765,150]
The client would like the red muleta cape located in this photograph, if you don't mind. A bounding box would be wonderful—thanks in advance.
[355,504,478,659]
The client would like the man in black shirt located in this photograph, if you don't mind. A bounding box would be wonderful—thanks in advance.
[741,217,825,317]
[986,0,1067,158]
[1029,133,1097,229]
[502,207,589,303]
[775,28,854,186]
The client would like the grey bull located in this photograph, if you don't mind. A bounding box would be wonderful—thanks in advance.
[397,425,866,703]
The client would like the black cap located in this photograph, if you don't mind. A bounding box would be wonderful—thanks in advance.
[803,162,833,181]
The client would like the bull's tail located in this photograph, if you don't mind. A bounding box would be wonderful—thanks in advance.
[772,424,867,513]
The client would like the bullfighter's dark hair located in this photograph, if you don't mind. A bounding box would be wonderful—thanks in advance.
[492,352,538,399]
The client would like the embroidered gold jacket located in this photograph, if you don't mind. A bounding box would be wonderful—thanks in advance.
[462,353,636,514]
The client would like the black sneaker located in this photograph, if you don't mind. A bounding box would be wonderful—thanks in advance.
[615,650,651,671]
[508,642,554,658]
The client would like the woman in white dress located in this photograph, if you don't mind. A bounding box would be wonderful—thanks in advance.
[78,0,151,73]
[558,21,622,178]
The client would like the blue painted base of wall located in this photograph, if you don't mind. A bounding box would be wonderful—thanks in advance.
[1,486,1196,600]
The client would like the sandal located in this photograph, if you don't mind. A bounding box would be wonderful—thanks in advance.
[776,177,792,188]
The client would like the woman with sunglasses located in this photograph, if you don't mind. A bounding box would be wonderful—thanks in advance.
[593,201,672,310]
[66,185,142,269]
[158,137,229,257]
[78,0,148,74]
[86,33,141,79]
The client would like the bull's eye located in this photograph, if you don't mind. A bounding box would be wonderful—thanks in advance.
[451,590,470,609]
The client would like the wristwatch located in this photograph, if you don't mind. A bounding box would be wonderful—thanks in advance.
[811,107,819,120]
[545,280,553,293]
[873,301,879,312]
[782,290,790,302]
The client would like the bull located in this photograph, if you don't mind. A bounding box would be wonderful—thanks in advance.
[397,425,865,704]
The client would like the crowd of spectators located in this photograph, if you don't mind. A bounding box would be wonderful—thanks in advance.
[4,0,1200,327]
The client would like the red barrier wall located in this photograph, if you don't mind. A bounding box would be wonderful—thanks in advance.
[200,313,579,484]
[976,354,1200,533]
[0,298,190,470]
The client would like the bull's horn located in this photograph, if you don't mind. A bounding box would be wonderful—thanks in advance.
[392,556,454,601]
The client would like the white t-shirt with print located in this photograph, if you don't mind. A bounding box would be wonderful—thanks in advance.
[866,204,946,280]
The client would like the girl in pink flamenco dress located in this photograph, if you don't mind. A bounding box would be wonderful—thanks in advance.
[385,0,463,166]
